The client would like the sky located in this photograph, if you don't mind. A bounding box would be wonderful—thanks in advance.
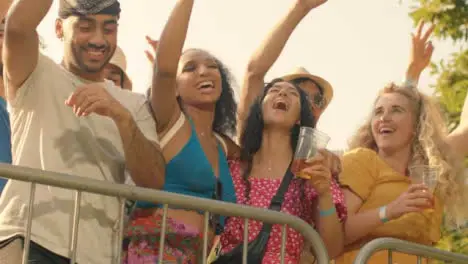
[37,0,460,149]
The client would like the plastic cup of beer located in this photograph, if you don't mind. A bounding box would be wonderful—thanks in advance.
[292,127,330,178]
[408,165,439,211]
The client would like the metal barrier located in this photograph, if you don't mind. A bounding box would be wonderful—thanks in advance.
[353,237,468,264]
[0,163,330,264]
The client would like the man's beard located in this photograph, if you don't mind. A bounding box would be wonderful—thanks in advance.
[72,44,113,74]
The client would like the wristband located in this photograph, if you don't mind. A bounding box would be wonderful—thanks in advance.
[402,77,418,89]
[379,206,389,223]
[319,207,336,217]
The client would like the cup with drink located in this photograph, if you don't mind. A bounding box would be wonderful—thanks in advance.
[292,126,330,178]
[408,165,439,211]
[329,149,345,175]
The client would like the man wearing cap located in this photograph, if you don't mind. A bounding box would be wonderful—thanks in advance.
[104,46,133,90]
[0,0,165,263]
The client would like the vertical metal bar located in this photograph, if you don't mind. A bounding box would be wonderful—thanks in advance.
[69,191,82,264]
[416,256,422,264]
[157,204,168,264]
[242,218,249,264]
[280,225,287,264]
[22,183,36,264]
[388,249,393,264]
[202,211,209,264]
[115,198,126,264]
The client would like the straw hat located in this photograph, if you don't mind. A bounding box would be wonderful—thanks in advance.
[281,67,334,110]
[109,46,132,90]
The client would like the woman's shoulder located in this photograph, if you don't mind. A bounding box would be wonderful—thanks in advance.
[216,134,240,159]
[344,147,378,161]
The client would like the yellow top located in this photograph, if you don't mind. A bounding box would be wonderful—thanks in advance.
[335,148,442,264]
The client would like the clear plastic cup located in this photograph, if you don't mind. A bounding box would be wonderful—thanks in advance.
[292,127,330,177]
[408,165,439,210]
[408,165,439,192]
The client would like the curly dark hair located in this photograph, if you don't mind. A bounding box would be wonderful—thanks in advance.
[239,78,316,199]
[176,48,238,138]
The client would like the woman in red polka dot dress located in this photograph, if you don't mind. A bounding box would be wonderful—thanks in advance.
[217,79,347,264]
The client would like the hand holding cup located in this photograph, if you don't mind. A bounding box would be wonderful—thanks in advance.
[295,149,333,195]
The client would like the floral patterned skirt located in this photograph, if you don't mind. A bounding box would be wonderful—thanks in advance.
[122,208,205,264]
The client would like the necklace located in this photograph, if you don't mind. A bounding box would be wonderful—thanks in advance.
[265,160,273,172]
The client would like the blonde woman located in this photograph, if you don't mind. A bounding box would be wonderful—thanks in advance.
[335,23,468,264]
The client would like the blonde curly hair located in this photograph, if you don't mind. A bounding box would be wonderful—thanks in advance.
[349,83,468,226]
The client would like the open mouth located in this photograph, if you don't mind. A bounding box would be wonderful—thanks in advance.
[273,100,289,111]
[198,81,216,93]
[84,48,106,61]
[198,81,215,90]
[379,127,395,135]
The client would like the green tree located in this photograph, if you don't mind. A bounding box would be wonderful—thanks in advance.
[410,0,468,41]
[430,49,468,131]
[409,0,468,260]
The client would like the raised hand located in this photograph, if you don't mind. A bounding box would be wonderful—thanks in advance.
[296,0,328,10]
[386,184,433,220]
[407,21,435,79]
[65,83,130,121]
[144,35,159,65]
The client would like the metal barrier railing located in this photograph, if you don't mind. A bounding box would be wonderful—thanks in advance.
[353,237,468,264]
[0,163,329,264]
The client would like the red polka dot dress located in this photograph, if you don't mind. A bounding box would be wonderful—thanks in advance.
[220,159,347,264]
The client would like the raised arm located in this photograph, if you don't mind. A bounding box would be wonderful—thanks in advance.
[0,1,13,100]
[0,0,12,18]
[4,0,50,99]
[446,95,468,157]
[403,21,434,87]
[403,22,468,157]
[238,0,327,136]
[151,0,194,133]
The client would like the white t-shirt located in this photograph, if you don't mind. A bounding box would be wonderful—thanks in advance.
[0,54,159,263]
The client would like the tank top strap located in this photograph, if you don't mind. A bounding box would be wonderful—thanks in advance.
[159,113,186,149]
[214,133,228,155]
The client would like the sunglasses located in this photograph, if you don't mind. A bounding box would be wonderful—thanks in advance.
[309,92,326,109]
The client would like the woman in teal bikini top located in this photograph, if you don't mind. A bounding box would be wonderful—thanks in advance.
[122,0,239,263]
